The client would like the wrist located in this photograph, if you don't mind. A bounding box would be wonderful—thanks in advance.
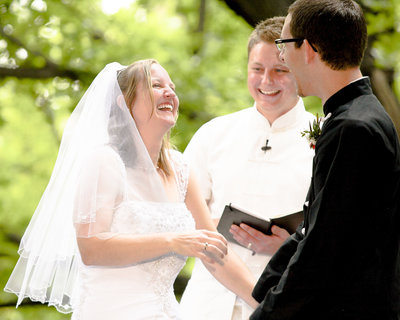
[164,232,176,253]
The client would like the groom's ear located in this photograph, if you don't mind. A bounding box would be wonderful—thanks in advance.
[304,39,318,65]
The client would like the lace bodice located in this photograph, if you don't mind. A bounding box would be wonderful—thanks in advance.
[111,201,195,297]
[110,150,195,297]
[74,150,195,319]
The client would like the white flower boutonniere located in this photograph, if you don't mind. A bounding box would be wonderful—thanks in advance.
[301,113,331,149]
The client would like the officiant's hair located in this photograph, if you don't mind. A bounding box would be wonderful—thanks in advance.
[247,16,285,57]
[288,0,367,70]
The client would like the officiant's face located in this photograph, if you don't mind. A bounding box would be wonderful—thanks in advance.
[248,41,298,122]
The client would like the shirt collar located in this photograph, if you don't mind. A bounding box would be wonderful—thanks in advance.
[323,77,372,116]
[251,98,307,131]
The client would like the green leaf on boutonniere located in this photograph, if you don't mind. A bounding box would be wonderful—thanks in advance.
[301,113,331,149]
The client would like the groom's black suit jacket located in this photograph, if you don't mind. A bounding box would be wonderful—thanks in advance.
[251,78,400,320]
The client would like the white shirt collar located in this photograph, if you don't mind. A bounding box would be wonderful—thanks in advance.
[349,76,368,84]
[251,98,306,132]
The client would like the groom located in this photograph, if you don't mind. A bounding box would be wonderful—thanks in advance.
[250,0,400,319]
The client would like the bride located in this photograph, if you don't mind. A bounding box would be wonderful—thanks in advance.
[4,59,257,319]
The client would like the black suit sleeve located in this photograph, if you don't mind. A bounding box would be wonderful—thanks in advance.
[250,119,391,319]
[252,222,304,302]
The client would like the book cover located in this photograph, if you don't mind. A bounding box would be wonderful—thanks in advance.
[217,203,303,248]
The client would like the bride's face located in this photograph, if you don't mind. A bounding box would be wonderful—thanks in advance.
[131,63,179,132]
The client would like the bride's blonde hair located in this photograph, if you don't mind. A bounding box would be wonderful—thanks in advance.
[117,59,173,176]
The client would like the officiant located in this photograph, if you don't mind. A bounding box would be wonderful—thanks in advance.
[180,17,316,320]
[250,0,400,319]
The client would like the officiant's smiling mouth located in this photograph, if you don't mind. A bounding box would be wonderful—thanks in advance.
[258,89,281,96]
[257,87,283,100]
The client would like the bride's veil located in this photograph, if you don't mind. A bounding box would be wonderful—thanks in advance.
[4,61,167,313]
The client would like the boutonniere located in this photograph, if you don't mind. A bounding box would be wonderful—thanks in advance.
[301,113,331,149]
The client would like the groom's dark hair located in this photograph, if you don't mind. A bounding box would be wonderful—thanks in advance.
[289,0,367,70]
[247,16,285,58]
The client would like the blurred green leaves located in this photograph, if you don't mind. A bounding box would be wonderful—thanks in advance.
[0,0,399,318]
[0,0,254,317]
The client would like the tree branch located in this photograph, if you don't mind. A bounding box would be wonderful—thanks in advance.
[0,23,87,80]
[369,69,400,136]
[0,300,47,308]
[197,0,206,32]
[0,23,58,70]
[0,66,81,79]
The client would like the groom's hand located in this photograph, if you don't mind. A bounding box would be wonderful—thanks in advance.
[229,224,289,255]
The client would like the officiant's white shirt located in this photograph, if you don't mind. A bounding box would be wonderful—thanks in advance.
[180,99,315,320]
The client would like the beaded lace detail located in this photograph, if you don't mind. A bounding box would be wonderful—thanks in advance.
[109,150,194,317]
[169,150,189,202]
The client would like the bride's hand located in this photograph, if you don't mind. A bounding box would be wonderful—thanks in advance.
[170,230,228,264]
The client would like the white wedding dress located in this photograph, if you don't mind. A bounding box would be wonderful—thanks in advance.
[72,151,195,320]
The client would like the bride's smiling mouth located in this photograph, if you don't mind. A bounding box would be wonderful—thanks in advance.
[157,103,174,112]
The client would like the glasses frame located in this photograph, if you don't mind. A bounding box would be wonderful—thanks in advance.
[275,38,318,53]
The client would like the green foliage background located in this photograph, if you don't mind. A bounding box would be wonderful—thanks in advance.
[0,0,399,318]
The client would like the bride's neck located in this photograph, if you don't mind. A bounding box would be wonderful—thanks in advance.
[140,131,163,167]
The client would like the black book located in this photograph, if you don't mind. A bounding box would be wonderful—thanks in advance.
[216,203,303,248]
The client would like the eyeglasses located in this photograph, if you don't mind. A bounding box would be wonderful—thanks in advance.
[275,38,318,53]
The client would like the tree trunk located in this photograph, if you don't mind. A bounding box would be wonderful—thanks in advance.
[223,0,293,26]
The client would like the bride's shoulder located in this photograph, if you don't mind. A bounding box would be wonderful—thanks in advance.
[167,149,189,197]
[167,149,190,176]
[167,148,186,165]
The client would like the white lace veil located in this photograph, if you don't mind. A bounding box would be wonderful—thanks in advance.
[4,61,168,313]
